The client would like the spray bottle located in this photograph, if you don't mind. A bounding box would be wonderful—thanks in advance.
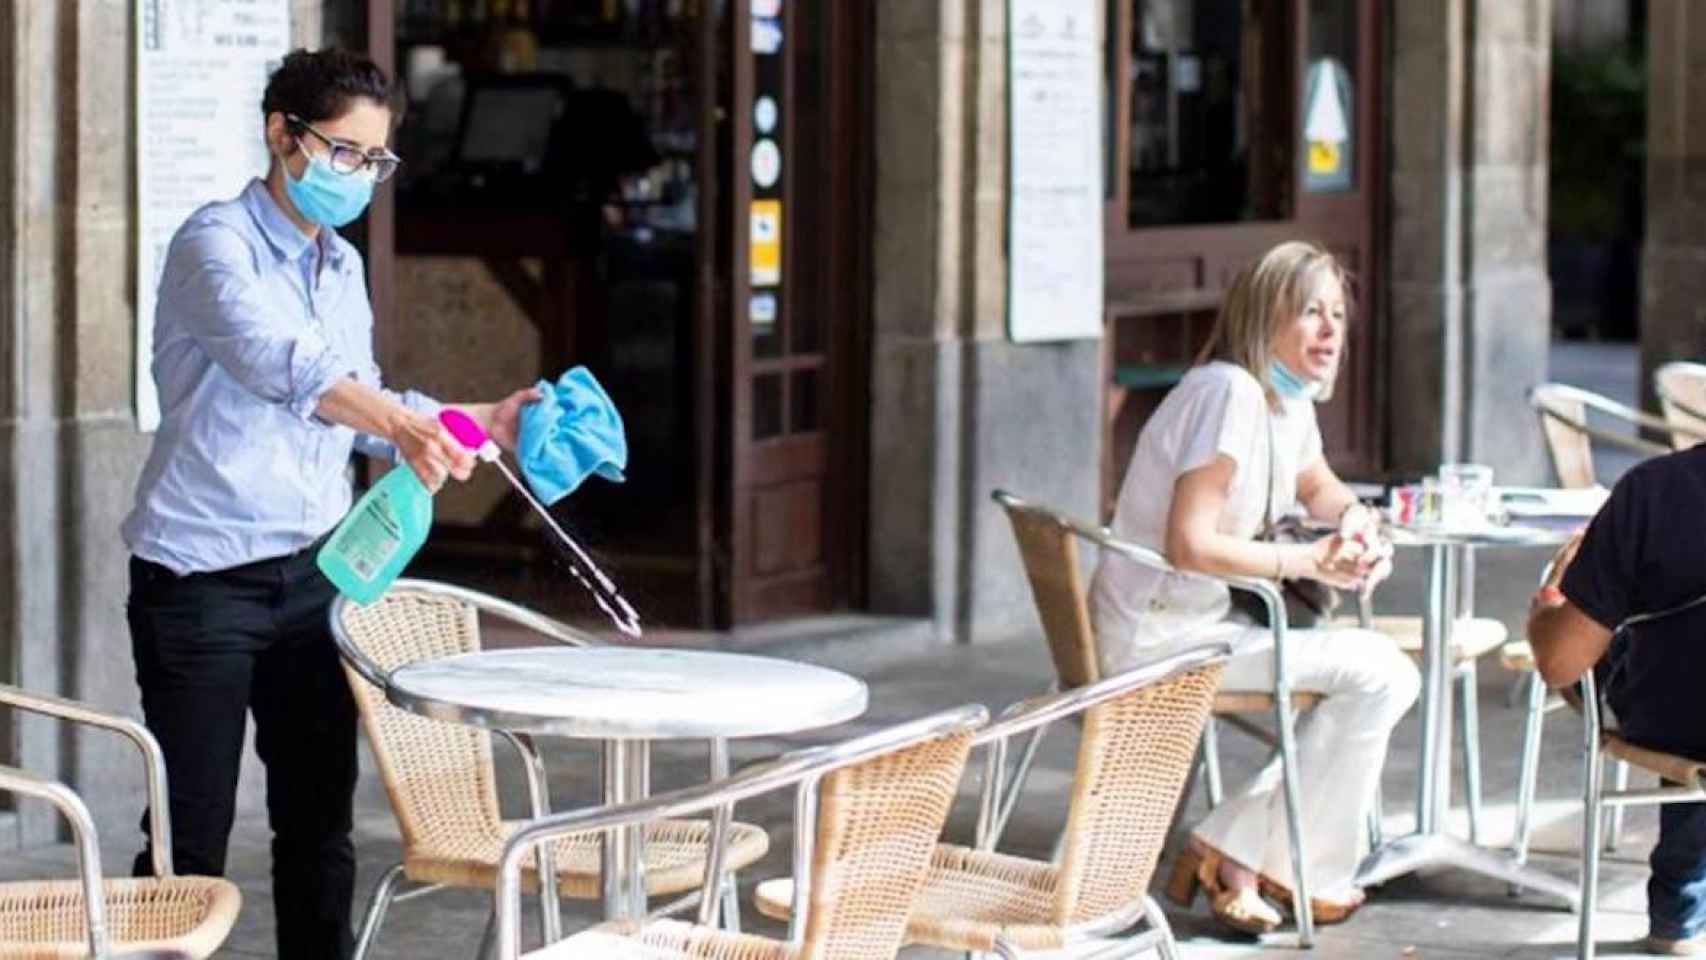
[317,408,498,604]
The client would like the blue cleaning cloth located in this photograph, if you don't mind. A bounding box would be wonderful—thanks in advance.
[516,367,628,506]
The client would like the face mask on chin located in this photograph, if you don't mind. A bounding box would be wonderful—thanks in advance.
[282,143,375,228]
[1268,358,1325,402]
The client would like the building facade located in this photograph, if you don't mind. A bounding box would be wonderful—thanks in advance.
[2,0,1698,845]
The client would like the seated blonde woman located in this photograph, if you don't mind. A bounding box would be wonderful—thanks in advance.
[1088,241,1418,936]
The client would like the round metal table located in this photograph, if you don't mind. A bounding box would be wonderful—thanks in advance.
[386,646,869,925]
[1354,519,1581,907]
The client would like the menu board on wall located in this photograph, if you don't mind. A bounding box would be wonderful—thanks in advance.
[135,0,291,431]
[1007,0,1103,343]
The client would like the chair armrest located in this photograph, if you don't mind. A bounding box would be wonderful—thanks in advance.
[0,763,110,956]
[0,685,173,878]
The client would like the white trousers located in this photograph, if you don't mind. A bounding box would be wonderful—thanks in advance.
[1191,623,1420,900]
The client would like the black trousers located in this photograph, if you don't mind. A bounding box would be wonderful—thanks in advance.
[128,542,357,960]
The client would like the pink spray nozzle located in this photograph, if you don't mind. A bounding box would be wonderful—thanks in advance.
[439,409,495,458]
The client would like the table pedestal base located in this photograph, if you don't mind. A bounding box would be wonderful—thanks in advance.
[1355,832,1579,909]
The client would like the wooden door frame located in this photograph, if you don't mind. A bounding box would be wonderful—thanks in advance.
[717,0,873,626]
[1100,0,1385,476]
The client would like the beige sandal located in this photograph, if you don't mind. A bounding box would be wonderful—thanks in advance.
[1165,840,1282,936]
[1256,873,1366,926]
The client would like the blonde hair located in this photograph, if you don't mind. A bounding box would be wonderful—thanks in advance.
[1196,241,1351,408]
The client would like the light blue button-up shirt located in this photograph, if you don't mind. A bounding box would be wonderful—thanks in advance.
[123,179,438,575]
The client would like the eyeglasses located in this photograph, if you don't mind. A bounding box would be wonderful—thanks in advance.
[286,114,402,183]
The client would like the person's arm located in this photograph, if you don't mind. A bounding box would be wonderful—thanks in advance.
[1528,471,1644,687]
[1296,457,1363,528]
[1528,601,1612,688]
[315,379,473,491]
[1527,531,1614,685]
[1165,454,1365,587]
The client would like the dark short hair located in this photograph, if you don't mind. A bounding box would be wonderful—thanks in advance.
[261,48,397,124]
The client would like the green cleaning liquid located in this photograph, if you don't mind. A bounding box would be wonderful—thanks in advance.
[317,409,497,604]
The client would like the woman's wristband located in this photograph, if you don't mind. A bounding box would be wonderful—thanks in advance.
[1272,544,1286,580]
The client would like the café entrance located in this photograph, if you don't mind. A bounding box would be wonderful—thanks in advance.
[1101,0,1385,509]
[358,0,871,628]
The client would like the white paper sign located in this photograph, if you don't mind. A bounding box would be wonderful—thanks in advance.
[135,0,291,431]
[1007,0,1103,342]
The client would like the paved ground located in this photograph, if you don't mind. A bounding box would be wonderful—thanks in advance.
[3,343,1672,958]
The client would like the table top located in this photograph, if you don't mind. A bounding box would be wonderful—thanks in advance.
[1386,521,1575,548]
[386,646,870,740]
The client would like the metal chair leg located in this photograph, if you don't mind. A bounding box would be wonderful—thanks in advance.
[1579,678,1606,960]
[1509,670,1548,896]
[1458,662,1484,846]
[1142,893,1182,960]
[1604,760,1630,852]
[719,872,743,932]
[996,719,1050,839]
[353,862,407,960]
[1200,717,1224,809]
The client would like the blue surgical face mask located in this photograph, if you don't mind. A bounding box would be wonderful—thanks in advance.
[1269,359,1325,402]
[283,145,375,228]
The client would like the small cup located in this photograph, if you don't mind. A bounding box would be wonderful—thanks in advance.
[1438,463,1495,527]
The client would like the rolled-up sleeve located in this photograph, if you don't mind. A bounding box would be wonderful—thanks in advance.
[164,225,355,421]
[350,363,442,461]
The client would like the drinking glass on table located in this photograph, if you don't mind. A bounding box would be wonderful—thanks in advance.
[1438,463,1494,528]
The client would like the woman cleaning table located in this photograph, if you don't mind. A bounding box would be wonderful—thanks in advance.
[121,48,538,960]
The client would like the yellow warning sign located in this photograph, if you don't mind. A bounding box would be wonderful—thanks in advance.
[1309,140,1341,175]
[750,199,782,288]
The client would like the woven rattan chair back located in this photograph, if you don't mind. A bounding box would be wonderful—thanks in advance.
[1531,385,1597,489]
[1656,361,1706,450]
[795,726,977,959]
[1052,661,1223,926]
[335,589,503,862]
[1000,499,1101,690]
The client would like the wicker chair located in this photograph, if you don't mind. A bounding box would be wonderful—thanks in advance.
[330,579,770,958]
[758,643,1232,958]
[982,489,1321,943]
[493,704,989,959]
[0,685,241,959]
[1655,360,1706,450]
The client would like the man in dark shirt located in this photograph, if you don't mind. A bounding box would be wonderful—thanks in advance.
[1530,444,1706,955]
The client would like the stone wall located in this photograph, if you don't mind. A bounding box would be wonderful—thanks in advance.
[1388,0,1552,484]
[0,1,323,848]
[867,0,1102,641]
[1642,1,1706,403]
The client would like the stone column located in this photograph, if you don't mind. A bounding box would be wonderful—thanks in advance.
[0,0,323,847]
[1388,0,1552,483]
[869,0,1102,641]
[1642,1,1706,399]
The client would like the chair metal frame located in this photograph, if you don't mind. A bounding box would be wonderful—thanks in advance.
[1576,668,1706,960]
[0,684,204,959]
[492,703,991,959]
[959,643,1234,959]
[990,489,1318,944]
[329,578,743,958]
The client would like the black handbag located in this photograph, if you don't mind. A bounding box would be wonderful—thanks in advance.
[1227,415,1341,628]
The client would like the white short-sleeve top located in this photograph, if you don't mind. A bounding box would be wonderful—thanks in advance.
[1088,361,1324,671]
